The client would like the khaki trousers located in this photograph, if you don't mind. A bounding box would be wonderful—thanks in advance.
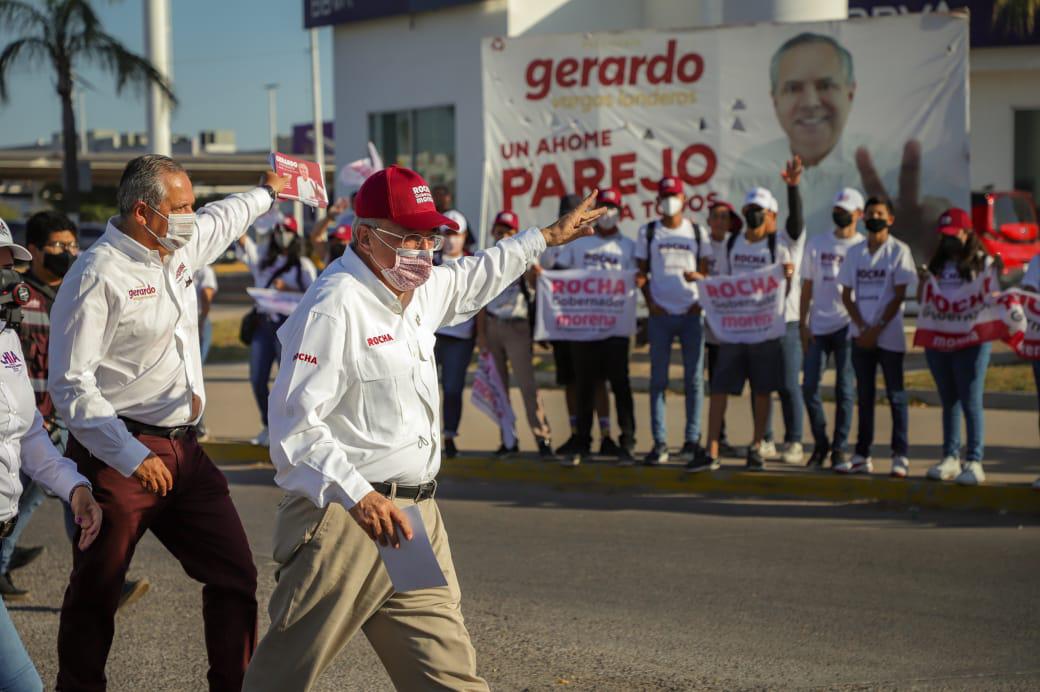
[243,494,488,692]
[485,316,552,443]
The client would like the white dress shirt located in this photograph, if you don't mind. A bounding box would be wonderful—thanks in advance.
[49,188,272,476]
[0,326,88,521]
[269,227,547,509]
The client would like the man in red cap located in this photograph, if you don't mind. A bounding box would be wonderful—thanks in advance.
[553,188,638,465]
[244,165,604,690]
[634,176,713,466]
[476,210,554,457]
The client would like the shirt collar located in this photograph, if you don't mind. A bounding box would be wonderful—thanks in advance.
[341,246,405,313]
[102,217,164,267]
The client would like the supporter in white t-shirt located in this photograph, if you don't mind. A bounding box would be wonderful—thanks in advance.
[837,194,916,477]
[634,177,713,467]
[555,188,638,465]
[916,208,999,487]
[701,159,803,473]
[799,187,865,470]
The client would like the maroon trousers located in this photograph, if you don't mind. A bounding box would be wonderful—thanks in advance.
[56,431,258,692]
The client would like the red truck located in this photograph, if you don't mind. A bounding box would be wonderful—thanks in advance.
[970,190,1040,280]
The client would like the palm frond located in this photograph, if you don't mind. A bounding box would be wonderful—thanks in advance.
[76,29,177,105]
[992,0,1039,37]
[0,0,50,36]
[0,36,51,102]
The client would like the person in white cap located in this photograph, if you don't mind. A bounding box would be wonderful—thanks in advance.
[243,166,603,690]
[0,216,103,692]
[799,187,866,469]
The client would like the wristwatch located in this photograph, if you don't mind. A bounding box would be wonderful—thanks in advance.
[260,184,277,203]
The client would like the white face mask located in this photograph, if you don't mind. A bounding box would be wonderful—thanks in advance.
[598,208,619,230]
[145,205,196,251]
[658,196,684,217]
[442,233,466,256]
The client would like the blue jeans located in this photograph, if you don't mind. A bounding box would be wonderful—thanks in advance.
[802,326,854,452]
[0,541,43,691]
[851,346,909,458]
[434,335,475,438]
[767,321,804,444]
[648,313,705,444]
[0,474,46,574]
[249,315,282,427]
[925,343,991,462]
[200,317,214,364]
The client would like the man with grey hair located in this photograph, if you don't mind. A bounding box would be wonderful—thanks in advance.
[49,154,288,690]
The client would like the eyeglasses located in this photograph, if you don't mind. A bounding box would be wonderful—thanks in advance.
[43,241,80,253]
[373,227,444,252]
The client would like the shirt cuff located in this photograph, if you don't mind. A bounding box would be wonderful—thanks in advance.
[47,468,89,509]
[516,227,548,262]
[67,480,92,505]
[327,470,375,510]
[244,187,275,216]
[111,437,153,478]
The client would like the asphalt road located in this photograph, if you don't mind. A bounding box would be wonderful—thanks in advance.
[8,470,1040,691]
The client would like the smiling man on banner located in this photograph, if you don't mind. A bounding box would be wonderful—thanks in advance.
[243,166,604,691]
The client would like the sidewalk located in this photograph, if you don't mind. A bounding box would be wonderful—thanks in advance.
[202,362,1040,514]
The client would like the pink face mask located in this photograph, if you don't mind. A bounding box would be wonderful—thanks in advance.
[371,229,434,291]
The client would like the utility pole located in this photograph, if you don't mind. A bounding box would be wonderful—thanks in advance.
[144,0,172,155]
[266,83,279,152]
[309,28,325,175]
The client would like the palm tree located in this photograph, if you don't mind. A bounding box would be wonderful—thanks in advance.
[993,0,1040,37]
[0,0,176,214]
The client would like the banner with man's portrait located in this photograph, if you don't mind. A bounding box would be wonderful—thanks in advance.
[481,13,968,258]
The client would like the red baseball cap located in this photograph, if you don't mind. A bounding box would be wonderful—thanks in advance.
[937,207,971,236]
[658,176,682,197]
[494,210,519,230]
[597,188,622,207]
[353,165,459,231]
[278,216,299,234]
[708,201,743,233]
[330,224,352,242]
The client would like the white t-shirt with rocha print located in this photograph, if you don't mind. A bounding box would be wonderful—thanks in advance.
[555,232,638,272]
[836,235,917,353]
[634,218,713,315]
[800,232,865,335]
[718,228,804,321]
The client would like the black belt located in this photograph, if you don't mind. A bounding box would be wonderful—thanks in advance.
[120,417,196,441]
[488,314,527,323]
[0,515,16,540]
[371,480,438,501]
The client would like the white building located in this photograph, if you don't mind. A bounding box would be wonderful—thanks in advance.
[311,0,1040,239]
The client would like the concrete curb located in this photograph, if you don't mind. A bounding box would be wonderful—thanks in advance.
[203,442,1040,516]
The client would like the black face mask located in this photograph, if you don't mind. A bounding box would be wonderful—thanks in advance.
[940,236,964,255]
[832,209,853,228]
[43,251,75,278]
[743,208,766,229]
[864,218,888,233]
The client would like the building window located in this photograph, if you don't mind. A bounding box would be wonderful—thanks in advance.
[369,105,456,194]
[1014,109,1040,200]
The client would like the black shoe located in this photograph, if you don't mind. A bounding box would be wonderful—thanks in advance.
[806,445,830,468]
[117,578,150,611]
[560,449,585,467]
[616,447,636,467]
[685,449,720,473]
[495,443,519,459]
[746,446,766,471]
[830,448,847,469]
[8,545,44,572]
[718,440,740,458]
[599,437,621,457]
[537,439,556,460]
[643,442,670,466]
[444,438,459,459]
[555,435,581,456]
[0,572,28,602]
[678,441,700,463]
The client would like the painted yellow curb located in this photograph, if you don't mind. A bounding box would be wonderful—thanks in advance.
[203,442,1040,515]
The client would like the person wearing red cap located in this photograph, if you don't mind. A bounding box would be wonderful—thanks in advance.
[837,195,916,477]
[554,188,638,465]
[1022,254,1040,490]
[236,215,318,447]
[476,210,554,458]
[917,208,996,486]
[635,176,713,466]
[245,166,604,690]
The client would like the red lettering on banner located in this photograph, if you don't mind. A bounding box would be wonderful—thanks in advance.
[611,152,638,194]
[531,164,567,207]
[500,141,529,160]
[574,158,605,195]
[503,168,533,210]
[704,275,780,299]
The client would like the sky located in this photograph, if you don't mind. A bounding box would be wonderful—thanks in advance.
[0,0,334,151]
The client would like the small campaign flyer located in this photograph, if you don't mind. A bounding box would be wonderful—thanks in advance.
[269,152,328,208]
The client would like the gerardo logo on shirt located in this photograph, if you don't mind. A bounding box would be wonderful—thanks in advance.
[128,284,158,300]
[1,351,22,372]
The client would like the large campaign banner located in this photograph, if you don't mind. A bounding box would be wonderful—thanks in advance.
[533,269,637,341]
[913,274,1009,351]
[481,13,968,258]
[1001,289,1040,361]
[700,265,787,344]
[470,352,518,448]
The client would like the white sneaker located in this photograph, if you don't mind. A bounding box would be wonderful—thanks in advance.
[955,461,985,486]
[780,442,804,465]
[926,456,961,481]
[251,427,270,447]
[890,456,910,479]
[835,455,872,474]
[759,440,778,460]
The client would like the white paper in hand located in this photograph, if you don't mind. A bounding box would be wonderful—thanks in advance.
[376,504,448,593]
